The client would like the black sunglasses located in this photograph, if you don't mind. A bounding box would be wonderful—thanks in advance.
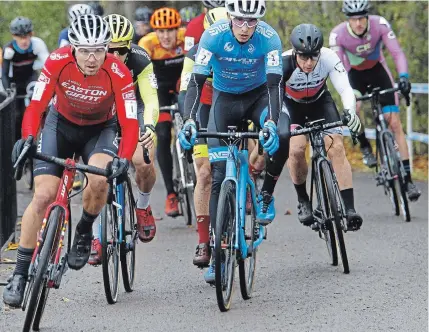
[107,46,129,56]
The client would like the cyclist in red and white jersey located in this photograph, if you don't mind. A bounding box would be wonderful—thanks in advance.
[3,15,139,308]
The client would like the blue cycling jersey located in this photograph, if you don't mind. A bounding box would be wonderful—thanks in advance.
[58,28,69,47]
[193,20,283,94]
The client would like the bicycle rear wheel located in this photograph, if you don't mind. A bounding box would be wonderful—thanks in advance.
[101,203,119,304]
[215,181,236,312]
[238,184,257,300]
[121,180,137,292]
[321,161,349,274]
[23,207,61,332]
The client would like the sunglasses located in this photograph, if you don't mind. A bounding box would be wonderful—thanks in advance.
[107,46,129,56]
[297,53,320,61]
[75,46,107,60]
[231,16,259,28]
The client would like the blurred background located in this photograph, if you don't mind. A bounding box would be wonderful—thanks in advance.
[0,0,427,177]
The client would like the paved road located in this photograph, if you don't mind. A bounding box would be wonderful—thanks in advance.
[1,171,427,332]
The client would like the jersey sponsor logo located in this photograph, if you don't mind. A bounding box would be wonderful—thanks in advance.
[328,32,338,47]
[61,82,108,101]
[196,48,213,66]
[334,62,346,73]
[125,100,137,119]
[164,57,184,66]
[149,73,158,88]
[184,36,195,51]
[356,42,372,53]
[248,44,255,54]
[111,62,125,78]
[130,47,151,61]
[32,81,46,101]
[49,52,69,60]
[224,42,234,52]
[256,25,275,39]
[207,23,229,36]
[122,91,136,100]
[219,57,259,65]
[267,50,280,66]
[38,72,50,84]
[4,47,15,60]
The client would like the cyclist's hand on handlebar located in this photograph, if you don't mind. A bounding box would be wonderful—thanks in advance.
[139,124,156,149]
[344,110,362,135]
[398,75,411,106]
[259,120,279,156]
[106,157,129,184]
[179,119,197,150]
[12,136,33,165]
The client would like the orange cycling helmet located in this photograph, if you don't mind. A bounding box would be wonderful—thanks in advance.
[150,8,181,29]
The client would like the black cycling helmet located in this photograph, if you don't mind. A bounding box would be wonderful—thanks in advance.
[290,23,324,55]
[135,6,153,23]
[10,16,33,36]
[88,1,104,16]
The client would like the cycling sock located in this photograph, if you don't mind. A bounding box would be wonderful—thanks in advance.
[197,215,210,244]
[92,215,101,240]
[15,246,33,277]
[294,182,309,202]
[341,188,355,211]
[77,209,98,234]
[358,132,371,150]
[137,190,151,209]
[402,159,412,183]
[261,172,279,196]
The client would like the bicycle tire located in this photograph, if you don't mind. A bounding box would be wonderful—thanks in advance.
[31,280,49,331]
[101,203,119,304]
[215,181,236,312]
[384,137,410,221]
[321,161,349,274]
[184,164,196,226]
[238,184,257,300]
[23,207,61,332]
[379,137,400,216]
[121,180,137,292]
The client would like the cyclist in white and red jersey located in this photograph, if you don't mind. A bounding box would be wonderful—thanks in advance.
[283,24,363,232]
[3,15,139,308]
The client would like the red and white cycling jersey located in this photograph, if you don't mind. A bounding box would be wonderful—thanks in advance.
[22,46,138,160]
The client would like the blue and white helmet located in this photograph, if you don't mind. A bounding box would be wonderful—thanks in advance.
[342,0,370,16]
[68,4,94,24]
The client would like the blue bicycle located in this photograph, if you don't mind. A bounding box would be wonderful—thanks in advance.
[196,125,268,312]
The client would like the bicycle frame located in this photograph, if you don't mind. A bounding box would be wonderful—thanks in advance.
[219,138,265,260]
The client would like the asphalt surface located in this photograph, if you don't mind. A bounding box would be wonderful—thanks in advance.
[0,170,427,332]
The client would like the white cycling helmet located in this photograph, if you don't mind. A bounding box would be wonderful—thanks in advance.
[68,4,94,24]
[202,0,225,9]
[225,0,266,19]
[68,14,111,47]
[342,0,370,16]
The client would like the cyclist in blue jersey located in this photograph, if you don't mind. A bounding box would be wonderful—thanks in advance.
[179,0,291,283]
[58,4,94,47]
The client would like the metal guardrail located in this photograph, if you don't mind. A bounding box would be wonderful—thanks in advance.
[0,85,17,248]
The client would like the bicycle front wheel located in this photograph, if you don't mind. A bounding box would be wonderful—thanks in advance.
[121,180,137,292]
[215,181,237,312]
[101,203,119,304]
[321,161,349,274]
[23,207,62,332]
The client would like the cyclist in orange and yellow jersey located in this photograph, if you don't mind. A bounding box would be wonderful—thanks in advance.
[138,8,186,217]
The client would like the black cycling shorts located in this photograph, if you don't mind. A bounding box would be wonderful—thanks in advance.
[34,106,118,178]
[285,91,342,135]
[348,62,397,108]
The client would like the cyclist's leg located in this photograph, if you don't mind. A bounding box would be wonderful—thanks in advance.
[377,62,420,199]
[68,119,117,270]
[193,103,211,266]
[249,89,291,224]
[156,89,178,216]
[348,68,377,167]
[321,92,362,230]
[286,99,314,225]
[3,109,69,307]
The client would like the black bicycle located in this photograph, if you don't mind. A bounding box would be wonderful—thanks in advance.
[291,115,353,274]
[356,87,411,221]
